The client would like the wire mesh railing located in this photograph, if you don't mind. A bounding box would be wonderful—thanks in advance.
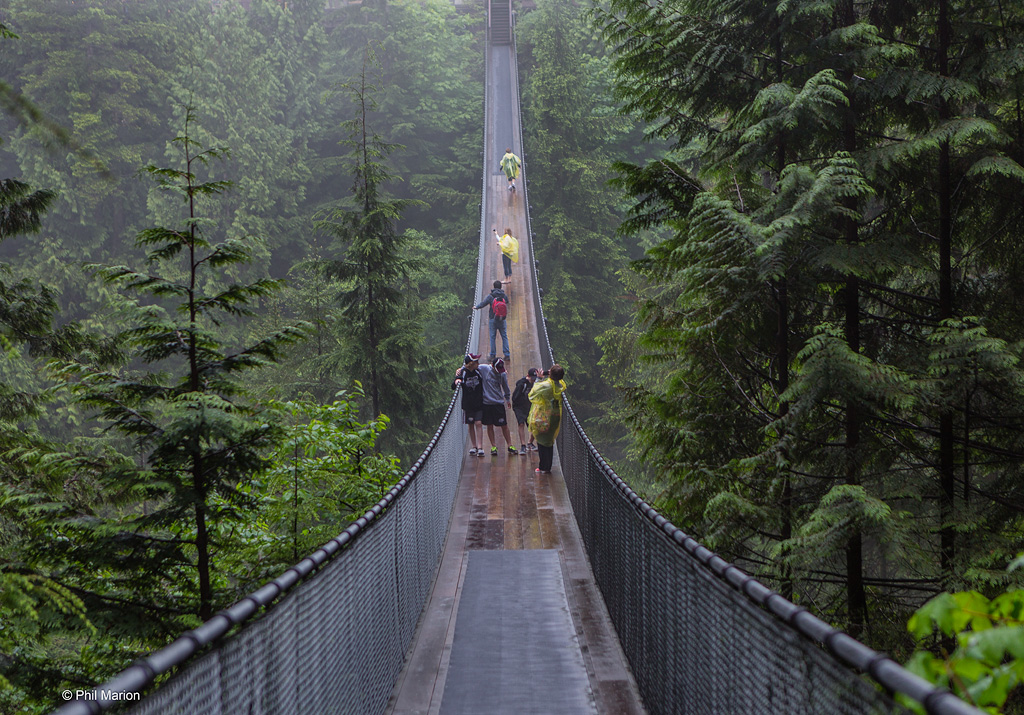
[555,410,980,715]
[55,392,466,715]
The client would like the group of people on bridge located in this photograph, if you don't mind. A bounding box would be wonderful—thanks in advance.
[452,357,565,475]
[451,146,564,474]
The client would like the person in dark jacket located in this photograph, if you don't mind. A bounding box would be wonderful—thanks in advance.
[473,279,510,364]
[452,354,485,456]
[455,356,516,456]
[511,367,539,454]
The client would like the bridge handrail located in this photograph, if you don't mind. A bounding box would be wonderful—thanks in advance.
[510,13,977,715]
[56,394,462,715]
[558,397,977,715]
[53,301,482,703]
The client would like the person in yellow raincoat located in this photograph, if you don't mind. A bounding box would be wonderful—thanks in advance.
[494,227,519,290]
[528,364,565,474]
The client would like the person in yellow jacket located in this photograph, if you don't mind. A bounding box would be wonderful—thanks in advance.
[528,364,566,475]
[493,227,519,295]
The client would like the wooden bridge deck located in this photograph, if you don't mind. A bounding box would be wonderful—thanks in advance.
[385,43,645,715]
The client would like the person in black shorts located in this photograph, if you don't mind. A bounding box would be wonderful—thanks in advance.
[452,354,485,456]
[462,358,516,456]
[481,359,517,455]
[511,367,539,454]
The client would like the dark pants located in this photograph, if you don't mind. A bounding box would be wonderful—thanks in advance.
[538,443,554,472]
[502,253,512,277]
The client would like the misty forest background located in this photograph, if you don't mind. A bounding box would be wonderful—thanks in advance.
[2,0,1024,711]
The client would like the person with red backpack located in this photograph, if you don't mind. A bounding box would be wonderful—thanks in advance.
[473,279,511,364]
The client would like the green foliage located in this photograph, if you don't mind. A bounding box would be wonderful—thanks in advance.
[0,2,482,706]
[905,583,1024,713]
[2,0,192,300]
[232,389,402,575]
[314,46,447,456]
[57,110,306,628]
[518,0,655,432]
[597,0,1024,648]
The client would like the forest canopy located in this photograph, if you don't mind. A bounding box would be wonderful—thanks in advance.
[594,0,1024,688]
[4,0,1021,710]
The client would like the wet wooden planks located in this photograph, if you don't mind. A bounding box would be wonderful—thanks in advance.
[461,450,557,552]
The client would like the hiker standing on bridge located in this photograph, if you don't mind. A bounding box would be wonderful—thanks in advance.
[455,357,516,456]
[494,227,518,298]
[453,354,485,456]
[511,367,539,454]
[500,147,521,192]
[529,364,566,475]
[473,279,510,364]
[480,358,517,456]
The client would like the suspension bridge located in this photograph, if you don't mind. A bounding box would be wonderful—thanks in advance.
[56,4,980,714]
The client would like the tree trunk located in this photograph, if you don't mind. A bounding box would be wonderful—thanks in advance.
[195,486,212,621]
[937,0,956,588]
[777,276,793,600]
[368,282,380,417]
[839,0,867,634]
[772,34,793,594]
[844,272,867,637]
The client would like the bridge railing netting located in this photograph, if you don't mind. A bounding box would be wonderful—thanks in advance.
[56,398,466,715]
[557,412,977,715]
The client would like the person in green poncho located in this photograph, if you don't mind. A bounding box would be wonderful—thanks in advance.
[499,147,521,192]
[528,364,566,475]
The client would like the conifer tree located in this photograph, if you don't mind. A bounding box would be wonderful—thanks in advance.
[1,0,192,298]
[315,48,430,435]
[58,109,304,622]
[518,1,635,420]
[597,0,934,638]
[598,0,1024,648]
[858,0,1024,593]
[0,44,108,701]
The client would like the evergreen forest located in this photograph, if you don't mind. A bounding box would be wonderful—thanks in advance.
[595,0,1024,707]
[1,0,1024,711]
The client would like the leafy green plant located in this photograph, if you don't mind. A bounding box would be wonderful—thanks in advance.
[229,386,402,580]
[904,557,1024,713]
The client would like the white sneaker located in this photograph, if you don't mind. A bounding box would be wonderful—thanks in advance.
[469,448,478,456]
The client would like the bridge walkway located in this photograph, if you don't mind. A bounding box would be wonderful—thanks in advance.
[385,42,645,715]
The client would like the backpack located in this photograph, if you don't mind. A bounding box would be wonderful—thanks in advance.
[492,295,507,319]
